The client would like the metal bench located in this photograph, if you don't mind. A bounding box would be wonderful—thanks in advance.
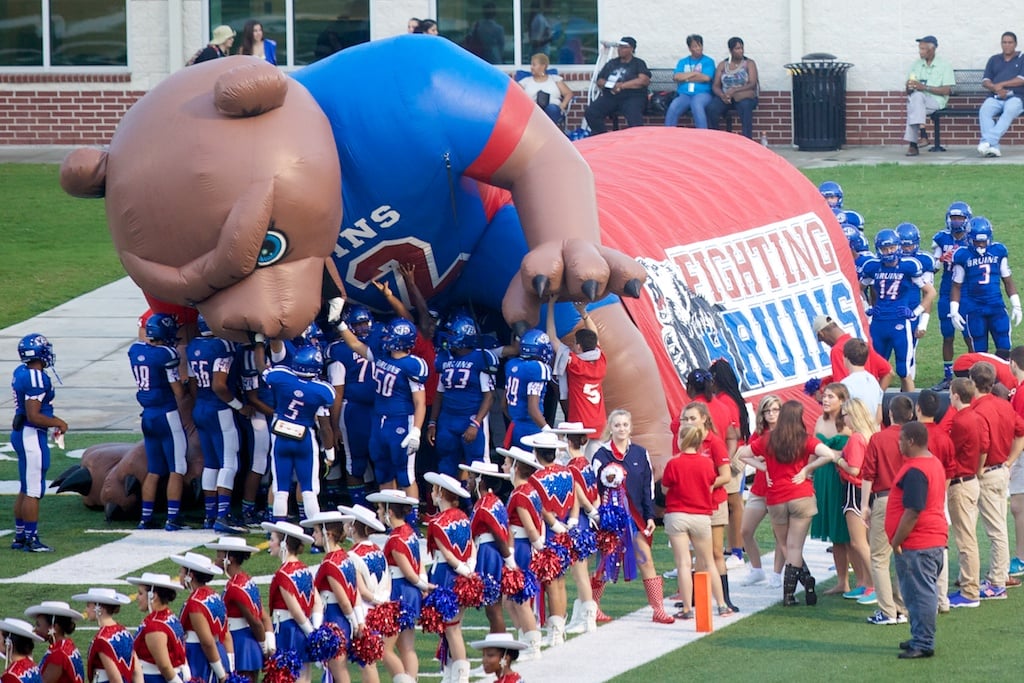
[646,67,734,131]
[929,68,986,151]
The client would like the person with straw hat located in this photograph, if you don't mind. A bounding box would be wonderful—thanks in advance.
[24,602,83,683]
[468,633,526,683]
[70,589,133,683]
[193,25,235,65]
[424,472,473,683]
[125,573,187,683]
[205,537,266,682]
[366,489,425,683]
[260,521,320,683]
[0,617,44,683]
[171,553,231,683]
[497,446,544,661]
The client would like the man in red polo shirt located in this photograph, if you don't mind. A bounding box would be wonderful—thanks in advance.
[952,351,1015,390]
[1007,346,1024,577]
[887,421,949,659]
[945,379,988,607]
[812,315,893,388]
[969,361,1024,597]
[859,395,914,625]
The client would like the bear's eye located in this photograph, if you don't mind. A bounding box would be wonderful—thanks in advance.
[257,229,288,267]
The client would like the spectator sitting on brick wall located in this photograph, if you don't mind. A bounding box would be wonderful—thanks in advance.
[519,52,574,125]
[706,37,759,139]
[584,36,652,135]
[664,34,716,129]
[903,35,954,157]
[977,31,1024,158]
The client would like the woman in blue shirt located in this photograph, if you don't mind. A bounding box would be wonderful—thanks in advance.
[664,34,716,129]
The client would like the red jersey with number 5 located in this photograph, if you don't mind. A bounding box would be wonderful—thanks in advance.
[566,350,607,434]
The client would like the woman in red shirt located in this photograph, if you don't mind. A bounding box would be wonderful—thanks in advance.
[738,395,785,587]
[740,400,837,606]
[662,424,733,619]
[834,398,877,601]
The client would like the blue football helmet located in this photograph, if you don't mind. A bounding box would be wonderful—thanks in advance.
[145,313,180,345]
[447,315,479,350]
[946,201,972,237]
[292,321,321,348]
[383,318,418,352]
[197,314,213,337]
[968,217,993,254]
[875,229,901,266]
[895,222,920,253]
[848,231,871,255]
[837,209,865,232]
[345,305,375,339]
[18,333,54,367]
[291,345,324,377]
[818,181,843,209]
[519,329,553,364]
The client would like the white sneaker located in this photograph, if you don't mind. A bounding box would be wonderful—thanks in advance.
[767,571,783,588]
[663,568,679,579]
[741,567,767,586]
[986,147,1002,157]
[725,554,745,570]
[978,141,991,155]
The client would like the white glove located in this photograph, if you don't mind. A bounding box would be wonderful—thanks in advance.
[531,537,546,551]
[400,426,421,453]
[327,297,345,324]
[210,661,226,682]
[550,521,567,534]
[324,447,336,464]
[454,562,473,577]
[180,664,192,682]
[165,677,183,683]
[586,508,601,525]
[227,654,234,672]
[299,620,314,636]
[541,424,553,432]
[1012,295,1022,326]
[311,610,323,629]
[566,517,579,529]
[949,301,966,331]
[504,553,518,570]
[415,579,431,592]
[345,611,360,632]
[262,631,276,655]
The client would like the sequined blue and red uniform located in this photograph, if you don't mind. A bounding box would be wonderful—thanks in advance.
[472,492,510,600]
[350,540,391,608]
[427,508,474,590]
[507,482,544,568]
[86,624,134,683]
[39,639,84,683]
[269,561,315,660]
[2,658,41,683]
[530,463,576,538]
[224,572,264,672]
[180,586,229,683]
[385,524,424,623]
[134,609,186,683]
[315,548,359,645]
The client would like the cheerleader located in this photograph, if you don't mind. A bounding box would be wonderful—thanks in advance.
[300,511,362,683]
[459,461,515,636]
[0,618,43,683]
[468,634,526,683]
[204,538,266,683]
[365,489,425,683]
[125,573,188,683]
[70,589,134,683]
[592,409,675,624]
[551,422,603,633]
[339,504,385,683]
[24,602,83,683]
[498,447,544,661]
[261,521,322,683]
[171,553,231,683]
[424,473,473,683]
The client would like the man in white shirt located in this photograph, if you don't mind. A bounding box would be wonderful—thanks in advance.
[841,338,884,423]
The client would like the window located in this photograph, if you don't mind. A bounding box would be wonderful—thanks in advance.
[0,0,127,67]
[436,0,597,66]
[208,0,369,67]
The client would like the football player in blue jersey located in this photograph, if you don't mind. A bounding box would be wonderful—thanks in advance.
[896,222,937,287]
[931,201,973,389]
[836,209,865,233]
[256,342,336,523]
[235,341,276,527]
[860,228,937,391]
[10,334,66,552]
[504,329,554,448]
[818,180,843,212]
[326,305,381,508]
[950,216,1022,358]
[339,316,429,500]
[427,315,499,479]
[129,313,189,530]
[186,315,243,532]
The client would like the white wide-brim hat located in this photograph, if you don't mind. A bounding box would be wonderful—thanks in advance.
[424,472,470,498]
[459,461,511,479]
[171,551,223,576]
[497,446,543,469]
[0,617,44,642]
[125,572,183,592]
[300,511,353,528]
[520,431,569,450]
[261,521,315,546]
[71,588,131,606]
[338,504,385,532]
[24,601,82,621]
[550,421,597,435]
[366,489,420,506]
[205,536,261,554]
[469,633,527,651]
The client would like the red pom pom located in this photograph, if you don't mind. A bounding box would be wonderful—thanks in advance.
[348,632,384,665]
[364,601,401,638]
[551,532,572,551]
[596,529,620,556]
[501,568,526,596]
[418,605,446,634]
[453,574,484,608]
[530,547,563,584]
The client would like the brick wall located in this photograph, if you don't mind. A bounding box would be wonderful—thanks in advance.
[2,84,1022,148]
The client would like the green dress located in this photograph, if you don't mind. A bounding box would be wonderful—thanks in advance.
[811,433,850,544]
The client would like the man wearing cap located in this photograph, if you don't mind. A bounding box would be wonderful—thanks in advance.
[194,26,235,64]
[584,36,652,135]
[977,31,1024,158]
[812,315,892,389]
[903,36,954,157]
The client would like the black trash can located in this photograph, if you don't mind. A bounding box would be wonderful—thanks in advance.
[785,54,853,151]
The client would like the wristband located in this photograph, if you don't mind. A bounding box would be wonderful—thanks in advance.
[469,416,481,428]
[566,517,579,529]
[949,301,960,315]
[917,312,929,330]
[1013,294,1022,309]
[181,664,192,682]
[455,562,472,577]
[227,398,243,411]
[210,661,226,681]
[299,620,314,636]
[337,321,349,332]
[227,654,234,672]
[913,305,924,318]
[324,447,335,464]
[428,420,437,427]
[531,537,546,551]
[311,611,323,629]
[416,579,431,591]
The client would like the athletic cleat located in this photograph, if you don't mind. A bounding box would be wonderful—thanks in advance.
[24,537,54,553]
[978,581,1007,599]
[1009,557,1024,577]
[10,535,26,551]
[203,517,216,530]
[866,610,898,625]
[212,517,245,535]
[929,377,952,392]
[137,519,161,530]
[164,519,189,531]
[947,591,980,608]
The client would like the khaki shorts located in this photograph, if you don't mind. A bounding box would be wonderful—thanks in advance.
[768,496,818,526]
[664,512,712,540]
[1010,459,1024,496]
[745,493,767,513]
[710,499,729,526]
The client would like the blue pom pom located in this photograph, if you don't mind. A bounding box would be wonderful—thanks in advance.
[569,525,597,559]
[305,624,343,662]
[511,568,540,604]
[481,573,502,606]
[225,672,249,683]
[803,377,822,396]
[547,540,572,572]
[423,586,460,622]
[397,602,416,632]
[599,504,629,533]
